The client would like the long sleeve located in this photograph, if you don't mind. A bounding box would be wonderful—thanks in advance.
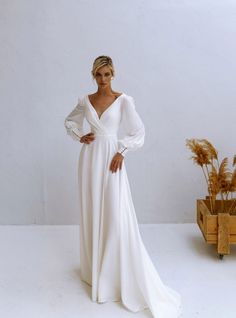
[64,96,85,141]
[117,95,145,157]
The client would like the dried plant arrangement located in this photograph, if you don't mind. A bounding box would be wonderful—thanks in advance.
[186,138,236,215]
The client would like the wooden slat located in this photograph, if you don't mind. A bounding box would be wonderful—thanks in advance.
[206,215,217,233]
[229,216,236,233]
[206,234,217,243]
[217,213,230,255]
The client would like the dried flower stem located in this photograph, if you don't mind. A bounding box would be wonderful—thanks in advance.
[204,164,214,213]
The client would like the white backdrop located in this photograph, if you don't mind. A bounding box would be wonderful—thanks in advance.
[0,0,235,224]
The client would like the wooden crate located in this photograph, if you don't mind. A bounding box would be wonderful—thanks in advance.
[197,199,236,259]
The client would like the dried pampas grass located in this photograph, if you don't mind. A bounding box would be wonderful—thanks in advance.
[186,138,236,214]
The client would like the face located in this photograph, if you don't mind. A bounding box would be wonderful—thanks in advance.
[94,65,113,88]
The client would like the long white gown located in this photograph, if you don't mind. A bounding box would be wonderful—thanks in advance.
[64,93,183,318]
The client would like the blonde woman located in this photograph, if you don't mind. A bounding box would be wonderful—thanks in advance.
[64,55,183,318]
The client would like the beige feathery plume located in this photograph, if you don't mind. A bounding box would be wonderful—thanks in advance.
[208,165,220,196]
[218,158,232,194]
[233,155,236,167]
[186,139,211,166]
[230,169,236,192]
[200,139,218,161]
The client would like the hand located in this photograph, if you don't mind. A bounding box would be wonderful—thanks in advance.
[80,132,95,144]
[110,152,124,173]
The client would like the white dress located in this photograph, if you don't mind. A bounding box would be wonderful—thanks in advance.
[64,93,183,318]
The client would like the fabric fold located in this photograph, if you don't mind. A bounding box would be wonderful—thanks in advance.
[117,96,145,157]
[64,96,85,140]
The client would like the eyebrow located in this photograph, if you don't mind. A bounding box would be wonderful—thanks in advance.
[96,72,110,75]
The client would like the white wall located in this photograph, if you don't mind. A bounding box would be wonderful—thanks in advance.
[1,0,236,224]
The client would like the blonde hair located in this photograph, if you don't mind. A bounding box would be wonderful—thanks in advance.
[91,55,115,79]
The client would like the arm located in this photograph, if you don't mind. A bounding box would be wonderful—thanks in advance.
[117,96,145,157]
[64,97,85,141]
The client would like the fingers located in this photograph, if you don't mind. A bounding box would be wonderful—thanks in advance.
[110,160,118,173]
[80,133,95,144]
[110,155,124,173]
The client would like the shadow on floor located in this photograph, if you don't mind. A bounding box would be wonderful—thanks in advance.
[188,233,236,260]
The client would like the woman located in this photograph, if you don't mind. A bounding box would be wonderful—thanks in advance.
[64,55,183,318]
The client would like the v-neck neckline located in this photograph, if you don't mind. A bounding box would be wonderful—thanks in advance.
[86,93,124,120]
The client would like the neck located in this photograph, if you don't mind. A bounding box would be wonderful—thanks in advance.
[96,86,114,96]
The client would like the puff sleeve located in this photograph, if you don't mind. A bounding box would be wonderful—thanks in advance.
[64,97,85,141]
[117,95,145,157]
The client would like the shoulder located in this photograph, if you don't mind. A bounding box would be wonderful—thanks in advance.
[76,94,88,106]
[87,93,95,100]
[115,92,124,98]
[121,93,135,108]
[119,95,136,116]
[120,92,134,100]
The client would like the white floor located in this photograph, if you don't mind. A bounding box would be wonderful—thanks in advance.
[0,223,235,318]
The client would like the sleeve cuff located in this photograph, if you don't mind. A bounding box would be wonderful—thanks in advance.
[66,127,83,141]
[117,147,128,157]
[71,128,83,139]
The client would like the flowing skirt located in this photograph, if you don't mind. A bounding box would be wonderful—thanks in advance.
[77,135,183,318]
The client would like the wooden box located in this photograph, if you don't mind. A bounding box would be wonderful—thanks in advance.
[197,199,236,259]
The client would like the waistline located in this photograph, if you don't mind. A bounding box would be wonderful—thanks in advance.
[92,133,117,137]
